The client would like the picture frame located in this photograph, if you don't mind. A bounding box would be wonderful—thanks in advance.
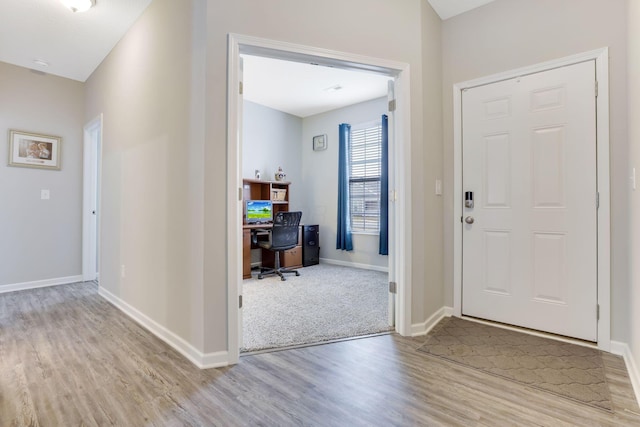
[8,129,61,170]
[313,134,327,151]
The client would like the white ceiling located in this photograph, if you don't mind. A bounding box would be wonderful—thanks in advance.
[0,0,152,82]
[427,0,496,20]
[0,0,495,106]
[242,55,391,118]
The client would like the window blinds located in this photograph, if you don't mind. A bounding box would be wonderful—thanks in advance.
[349,124,382,232]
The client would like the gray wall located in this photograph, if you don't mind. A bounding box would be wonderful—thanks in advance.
[85,0,206,350]
[421,0,445,324]
[242,100,302,201]
[628,0,640,373]
[0,62,84,288]
[301,97,389,269]
[442,0,629,342]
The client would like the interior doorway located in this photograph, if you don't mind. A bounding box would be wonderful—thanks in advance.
[82,114,103,283]
[239,53,392,353]
[227,34,413,364]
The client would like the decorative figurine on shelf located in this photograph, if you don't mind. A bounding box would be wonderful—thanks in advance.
[254,169,261,180]
[274,166,286,181]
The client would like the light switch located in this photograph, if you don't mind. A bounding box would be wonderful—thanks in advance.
[435,179,443,196]
[41,189,50,200]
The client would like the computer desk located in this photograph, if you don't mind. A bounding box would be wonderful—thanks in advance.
[242,223,304,279]
[242,223,272,279]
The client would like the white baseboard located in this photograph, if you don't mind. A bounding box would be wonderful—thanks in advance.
[411,306,453,337]
[611,341,640,407]
[0,275,83,294]
[98,286,229,370]
[319,258,389,273]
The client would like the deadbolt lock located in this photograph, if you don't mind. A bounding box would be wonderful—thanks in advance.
[465,191,474,208]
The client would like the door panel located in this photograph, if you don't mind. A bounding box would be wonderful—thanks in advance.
[462,61,597,341]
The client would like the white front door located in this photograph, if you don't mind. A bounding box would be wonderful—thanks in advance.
[461,61,598,341]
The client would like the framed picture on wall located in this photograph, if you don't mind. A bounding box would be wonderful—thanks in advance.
[313,134,327,151]
[8,130,61,170]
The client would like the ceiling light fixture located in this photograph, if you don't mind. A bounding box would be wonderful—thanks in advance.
[61,0,95,13]
[33,59,49,67]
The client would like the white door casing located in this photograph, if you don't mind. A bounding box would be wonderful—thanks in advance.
[462,61,597,341]
[387,78,396,327]
[450,47,611,351]
[226,34,413,364]
[238,55,244,351]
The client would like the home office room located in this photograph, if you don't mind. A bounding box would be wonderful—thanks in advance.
[239,54,393,353]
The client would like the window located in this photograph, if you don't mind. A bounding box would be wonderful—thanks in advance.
[349,122,382,233]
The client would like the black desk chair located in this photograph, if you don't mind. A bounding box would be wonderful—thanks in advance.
[258,211,302,281]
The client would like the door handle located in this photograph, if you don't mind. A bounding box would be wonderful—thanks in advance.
[465,216,475,224]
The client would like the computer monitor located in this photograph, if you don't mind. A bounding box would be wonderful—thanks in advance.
[245,200,273,224]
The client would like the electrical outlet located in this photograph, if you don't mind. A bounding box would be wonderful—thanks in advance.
[121,265,126,278]
[41,189,50,200]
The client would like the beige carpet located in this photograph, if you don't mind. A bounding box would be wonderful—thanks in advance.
[417,317,613,412]
[242,264,392,352]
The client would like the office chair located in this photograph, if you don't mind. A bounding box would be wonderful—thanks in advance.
[258,211,302,281]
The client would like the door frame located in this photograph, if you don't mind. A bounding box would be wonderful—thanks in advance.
[82,114,103,282]
[226,33,413,364]
[452,48,611,351]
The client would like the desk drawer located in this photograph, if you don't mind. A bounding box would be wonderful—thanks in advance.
[282,246,302,268]
[261,245,302,269]
[243,229,252,279]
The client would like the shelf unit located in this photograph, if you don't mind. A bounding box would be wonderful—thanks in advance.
[242,178,290,223]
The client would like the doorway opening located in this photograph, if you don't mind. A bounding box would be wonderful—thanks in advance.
[239,54,392,353]
[227,34,413,364]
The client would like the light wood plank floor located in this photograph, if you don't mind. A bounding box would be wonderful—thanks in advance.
[1,282,639,426]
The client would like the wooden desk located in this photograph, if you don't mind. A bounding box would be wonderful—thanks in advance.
[243,224,267,279]
[242,178,292,279]
[243,223,273,230]
[242,224,302,279]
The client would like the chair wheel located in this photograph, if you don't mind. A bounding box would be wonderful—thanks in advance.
[258,275,263,279]
[281,276,286,281]
[295,272,300,276]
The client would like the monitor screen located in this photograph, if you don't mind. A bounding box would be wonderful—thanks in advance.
[245,200,273,224]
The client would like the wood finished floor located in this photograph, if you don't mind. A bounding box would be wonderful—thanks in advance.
[1,283,639,426]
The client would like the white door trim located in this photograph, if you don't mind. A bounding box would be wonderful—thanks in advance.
[82,114,103,282]
[226,33,413,364]
[452,48,611,351]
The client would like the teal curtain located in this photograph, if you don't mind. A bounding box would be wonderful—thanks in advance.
[379,115,389,255]
[336,123,353,251]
